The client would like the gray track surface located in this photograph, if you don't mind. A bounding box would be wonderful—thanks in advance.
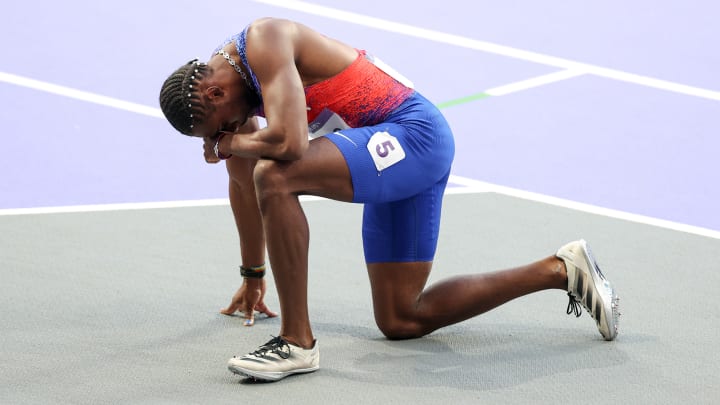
[2,193,718,404]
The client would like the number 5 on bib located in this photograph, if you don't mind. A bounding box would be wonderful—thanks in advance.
[367,131,406,171]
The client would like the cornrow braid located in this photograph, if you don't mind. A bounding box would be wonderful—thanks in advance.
[159,59,209,135]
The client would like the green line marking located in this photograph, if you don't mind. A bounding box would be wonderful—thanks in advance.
[435,92,491,109]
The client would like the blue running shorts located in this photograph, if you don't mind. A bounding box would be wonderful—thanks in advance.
[325,92,455,263]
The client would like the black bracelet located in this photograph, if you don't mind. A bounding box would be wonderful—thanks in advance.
[240,264,266,279]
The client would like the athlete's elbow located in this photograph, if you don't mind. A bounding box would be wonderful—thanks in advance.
[279,139,308,160]
[263,126,308,160]
[276,131,308,160]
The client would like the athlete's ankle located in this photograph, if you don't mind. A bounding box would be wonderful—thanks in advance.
[549,256,568,288]
[281,334,315,349]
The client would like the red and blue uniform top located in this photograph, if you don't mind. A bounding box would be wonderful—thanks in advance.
[214,27,415,130]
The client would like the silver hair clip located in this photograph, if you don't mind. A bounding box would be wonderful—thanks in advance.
[184,59,208,132]
[184,59,204,132]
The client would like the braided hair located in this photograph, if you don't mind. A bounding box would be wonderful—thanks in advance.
[159,59,209,135]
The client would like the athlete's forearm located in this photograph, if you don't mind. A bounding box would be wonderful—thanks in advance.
[221,126,308,161]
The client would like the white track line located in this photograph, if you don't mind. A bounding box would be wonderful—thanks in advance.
[2,183,717,240]
[252,0,590,69]
[0,72,163,118]
[448,175,720,240]
[0,197,328,216]
[0,199,230,216]
[485,69,586,96]
[253,0,720,101]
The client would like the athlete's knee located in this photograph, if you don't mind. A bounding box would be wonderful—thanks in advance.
[374,312,427,340]
[253,159,290,203]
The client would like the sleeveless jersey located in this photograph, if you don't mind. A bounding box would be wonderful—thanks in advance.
[214,27,415,135]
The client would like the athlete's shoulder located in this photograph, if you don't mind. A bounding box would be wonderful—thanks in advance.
[246,17,299,38]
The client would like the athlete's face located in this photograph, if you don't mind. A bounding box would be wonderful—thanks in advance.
[190,102,247,140]
[189,83,251,139]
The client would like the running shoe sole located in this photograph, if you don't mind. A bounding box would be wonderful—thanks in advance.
[228,363,319,382]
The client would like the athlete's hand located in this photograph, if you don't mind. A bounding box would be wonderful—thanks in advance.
[203,136,221,164]
[220,278,278,325]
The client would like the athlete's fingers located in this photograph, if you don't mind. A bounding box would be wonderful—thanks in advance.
[242,293,258,326]
[255,301,279,318]
[220,296,244,315]
[203,137,222,163]
[220,302,241,315]
[220,286,246,315]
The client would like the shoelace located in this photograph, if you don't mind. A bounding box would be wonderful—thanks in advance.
[566,292,582,317]
[251,336,291,359]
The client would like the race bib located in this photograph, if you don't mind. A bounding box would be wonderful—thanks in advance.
[308,108,351,139]
[367,131,405,171]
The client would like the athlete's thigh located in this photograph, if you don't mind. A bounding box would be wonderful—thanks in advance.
[326,124,450,204]
[361,170,449,263]
[260,136,355,202]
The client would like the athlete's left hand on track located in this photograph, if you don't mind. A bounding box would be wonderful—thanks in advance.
[220,278,278,325]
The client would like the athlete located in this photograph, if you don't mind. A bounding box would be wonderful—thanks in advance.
[159,18,620,382]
